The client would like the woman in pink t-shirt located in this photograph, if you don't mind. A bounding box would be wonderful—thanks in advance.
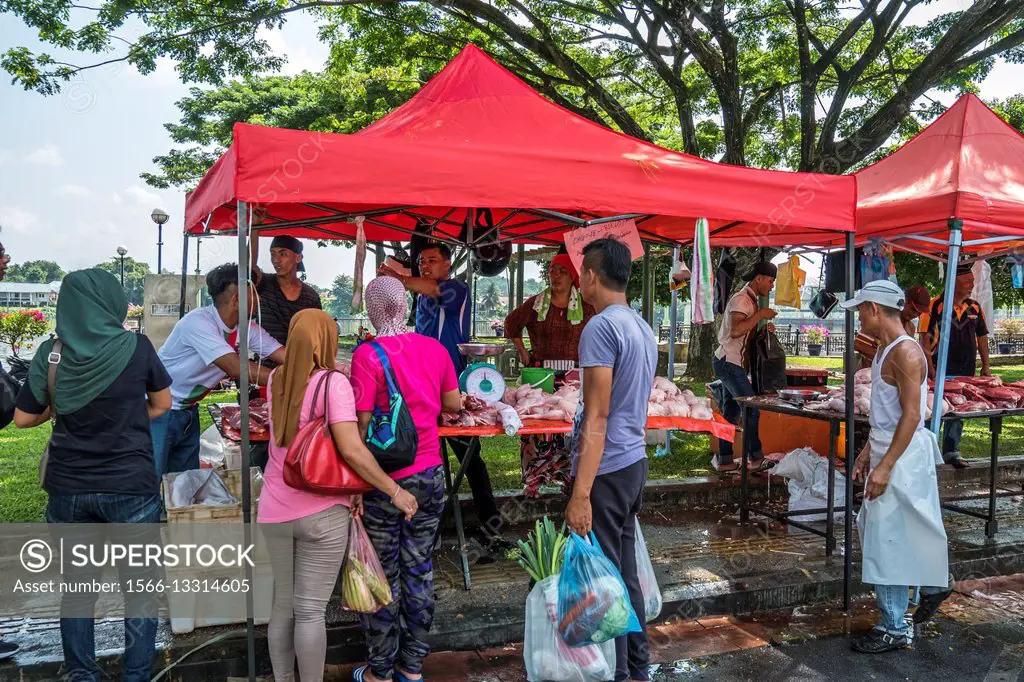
[259,309,418,682]
[348,277,461,682]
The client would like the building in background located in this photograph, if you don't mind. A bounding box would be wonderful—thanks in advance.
[0,281,60,308]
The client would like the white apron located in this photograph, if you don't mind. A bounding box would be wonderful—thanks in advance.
[856,335,949,588]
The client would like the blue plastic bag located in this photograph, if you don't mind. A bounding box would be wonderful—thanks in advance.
[556,532,642,648]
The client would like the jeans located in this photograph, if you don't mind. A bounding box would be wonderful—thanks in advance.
[589,459,649,682]
[712,356,763,465]
[150,405,201,477]
[942,419,964,459]
[875,585,949,636]
[445,437,501,539]
[360,467,446,679]
[45,493,162,682]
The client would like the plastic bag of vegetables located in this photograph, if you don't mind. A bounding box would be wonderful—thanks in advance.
[525,576,615,682]
[556,532,641,648]
[634,518,662,622]
[341,516,393,613]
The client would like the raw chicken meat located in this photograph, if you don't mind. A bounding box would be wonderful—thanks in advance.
[652,376,681,397]
[854,368,872,385]
[647,403,668,417]
[689,405,713,420]
[649,388,667,404]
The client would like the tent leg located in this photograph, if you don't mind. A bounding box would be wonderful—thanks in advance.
[642,242,652,325]
[466,209,476,337]
[516,244,525,308]
[844,231,855,614]
[178,233,189,320]
[668,246,679,378]
[236,201,257,682]
[930,219,963,435]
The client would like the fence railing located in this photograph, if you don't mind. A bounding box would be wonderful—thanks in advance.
[657,322,849,356]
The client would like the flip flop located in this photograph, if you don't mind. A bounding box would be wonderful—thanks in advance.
[353,665,371,682]
[396,672,424,682]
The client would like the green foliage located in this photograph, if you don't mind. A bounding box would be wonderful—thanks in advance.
[523,278,543,297]
[479,281,502,315]
[143,67,420,190]
[328,274,354,317]
[4,260,65,283]
[0,309,49,356]
[94,257,152,306]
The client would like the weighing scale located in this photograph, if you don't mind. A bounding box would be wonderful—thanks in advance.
[457,343,508,403]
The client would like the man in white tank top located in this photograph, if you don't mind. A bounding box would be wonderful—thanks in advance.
[841,281,950,654]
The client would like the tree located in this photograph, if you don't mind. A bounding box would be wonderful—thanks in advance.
[480,281,502,316]
[523,278,543,297]
[94,258,152,306]
[4,260,65,284]
[328,274,355,317]
[10,0,1022,378]
[142,68,420,190]
[0,309,49,357]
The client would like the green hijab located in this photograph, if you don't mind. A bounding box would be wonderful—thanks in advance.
[29,268,138,414]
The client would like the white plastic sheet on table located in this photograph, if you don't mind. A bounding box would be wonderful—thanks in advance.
[524,575,614,682]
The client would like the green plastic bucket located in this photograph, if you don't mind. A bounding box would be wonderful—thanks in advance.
[521,367,555,393]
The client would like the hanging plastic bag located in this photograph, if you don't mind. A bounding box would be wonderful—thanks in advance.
[634,519,662,622]
[525,576,615,682]
[557,532,642,648]
[341,516,393,613]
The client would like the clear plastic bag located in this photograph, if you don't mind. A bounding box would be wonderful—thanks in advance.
[634,519,662,622]
[525,576,614,682]
[341,516,393,613]
[557,532,642,647]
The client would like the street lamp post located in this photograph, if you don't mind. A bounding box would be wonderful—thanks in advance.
[116,246,128,287]
[151,208,170,273]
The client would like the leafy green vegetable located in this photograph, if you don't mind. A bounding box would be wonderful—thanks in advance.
[516,516,567,582]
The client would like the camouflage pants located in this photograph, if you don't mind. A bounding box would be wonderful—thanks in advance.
[359,466,445,679]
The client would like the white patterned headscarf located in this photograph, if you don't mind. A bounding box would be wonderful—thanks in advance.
[365,276,409,337]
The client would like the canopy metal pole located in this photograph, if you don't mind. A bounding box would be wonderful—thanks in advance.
[236,200,257,682]
[668,245,679,379]
[642,243,652,325]
[179,233,189,320]
[516,244,525,308]
[843,231,856,614]
[930,218,963,435]
[467,208,476,337]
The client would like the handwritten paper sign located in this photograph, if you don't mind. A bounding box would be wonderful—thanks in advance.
[564,219,645,274]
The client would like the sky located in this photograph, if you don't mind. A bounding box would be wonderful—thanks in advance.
[0,1,1022,291]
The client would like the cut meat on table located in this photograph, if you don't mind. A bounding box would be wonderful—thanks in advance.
[221,399,269,439]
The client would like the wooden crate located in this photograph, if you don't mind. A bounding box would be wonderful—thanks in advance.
[162,467,262,524]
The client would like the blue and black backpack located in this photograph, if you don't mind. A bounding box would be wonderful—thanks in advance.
[365,342,419,472]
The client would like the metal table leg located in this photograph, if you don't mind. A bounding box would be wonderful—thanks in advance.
[440,438,474,590]
[987,416,1002,538]
[740,402,750,523]
[825,419,839,556]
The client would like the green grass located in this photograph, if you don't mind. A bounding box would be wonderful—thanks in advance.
[3,371,1023,522]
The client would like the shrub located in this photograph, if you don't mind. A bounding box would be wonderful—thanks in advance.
[0,309,49,356]
[801,325,830,344]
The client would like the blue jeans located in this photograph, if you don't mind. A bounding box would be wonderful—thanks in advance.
[712,356,762,465]
[150,405,201,477]
[875,585,948,636]
[46,493,162,682]
[942,419,964,458]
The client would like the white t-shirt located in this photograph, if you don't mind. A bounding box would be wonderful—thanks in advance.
[715,286,758,365]
[159,305,282,409]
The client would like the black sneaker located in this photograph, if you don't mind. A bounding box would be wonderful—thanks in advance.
[0,640,18,661]
[913,589,952,625]
[946,453,969,469]
[852,628,910,653]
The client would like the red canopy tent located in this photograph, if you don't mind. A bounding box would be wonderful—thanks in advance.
[719,94,1024,252]
[184,44,854,245]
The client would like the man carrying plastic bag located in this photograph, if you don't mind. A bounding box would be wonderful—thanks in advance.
[565,238,657,681]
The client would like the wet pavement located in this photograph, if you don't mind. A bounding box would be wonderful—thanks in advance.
[3,467,1024,680]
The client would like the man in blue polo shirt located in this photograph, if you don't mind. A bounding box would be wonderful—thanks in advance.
[380,244,506,554]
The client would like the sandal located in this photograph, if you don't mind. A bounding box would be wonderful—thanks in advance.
[353,665,372,682]
[396,672,424,682]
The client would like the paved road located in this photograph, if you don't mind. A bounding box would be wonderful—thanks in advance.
[656,619,1024,681]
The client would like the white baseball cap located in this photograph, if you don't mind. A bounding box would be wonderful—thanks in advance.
[839,280,905,311]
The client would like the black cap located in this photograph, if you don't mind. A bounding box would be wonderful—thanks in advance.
[743,261,778,281]
[270,236,305,272]
[956,262,973,277]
